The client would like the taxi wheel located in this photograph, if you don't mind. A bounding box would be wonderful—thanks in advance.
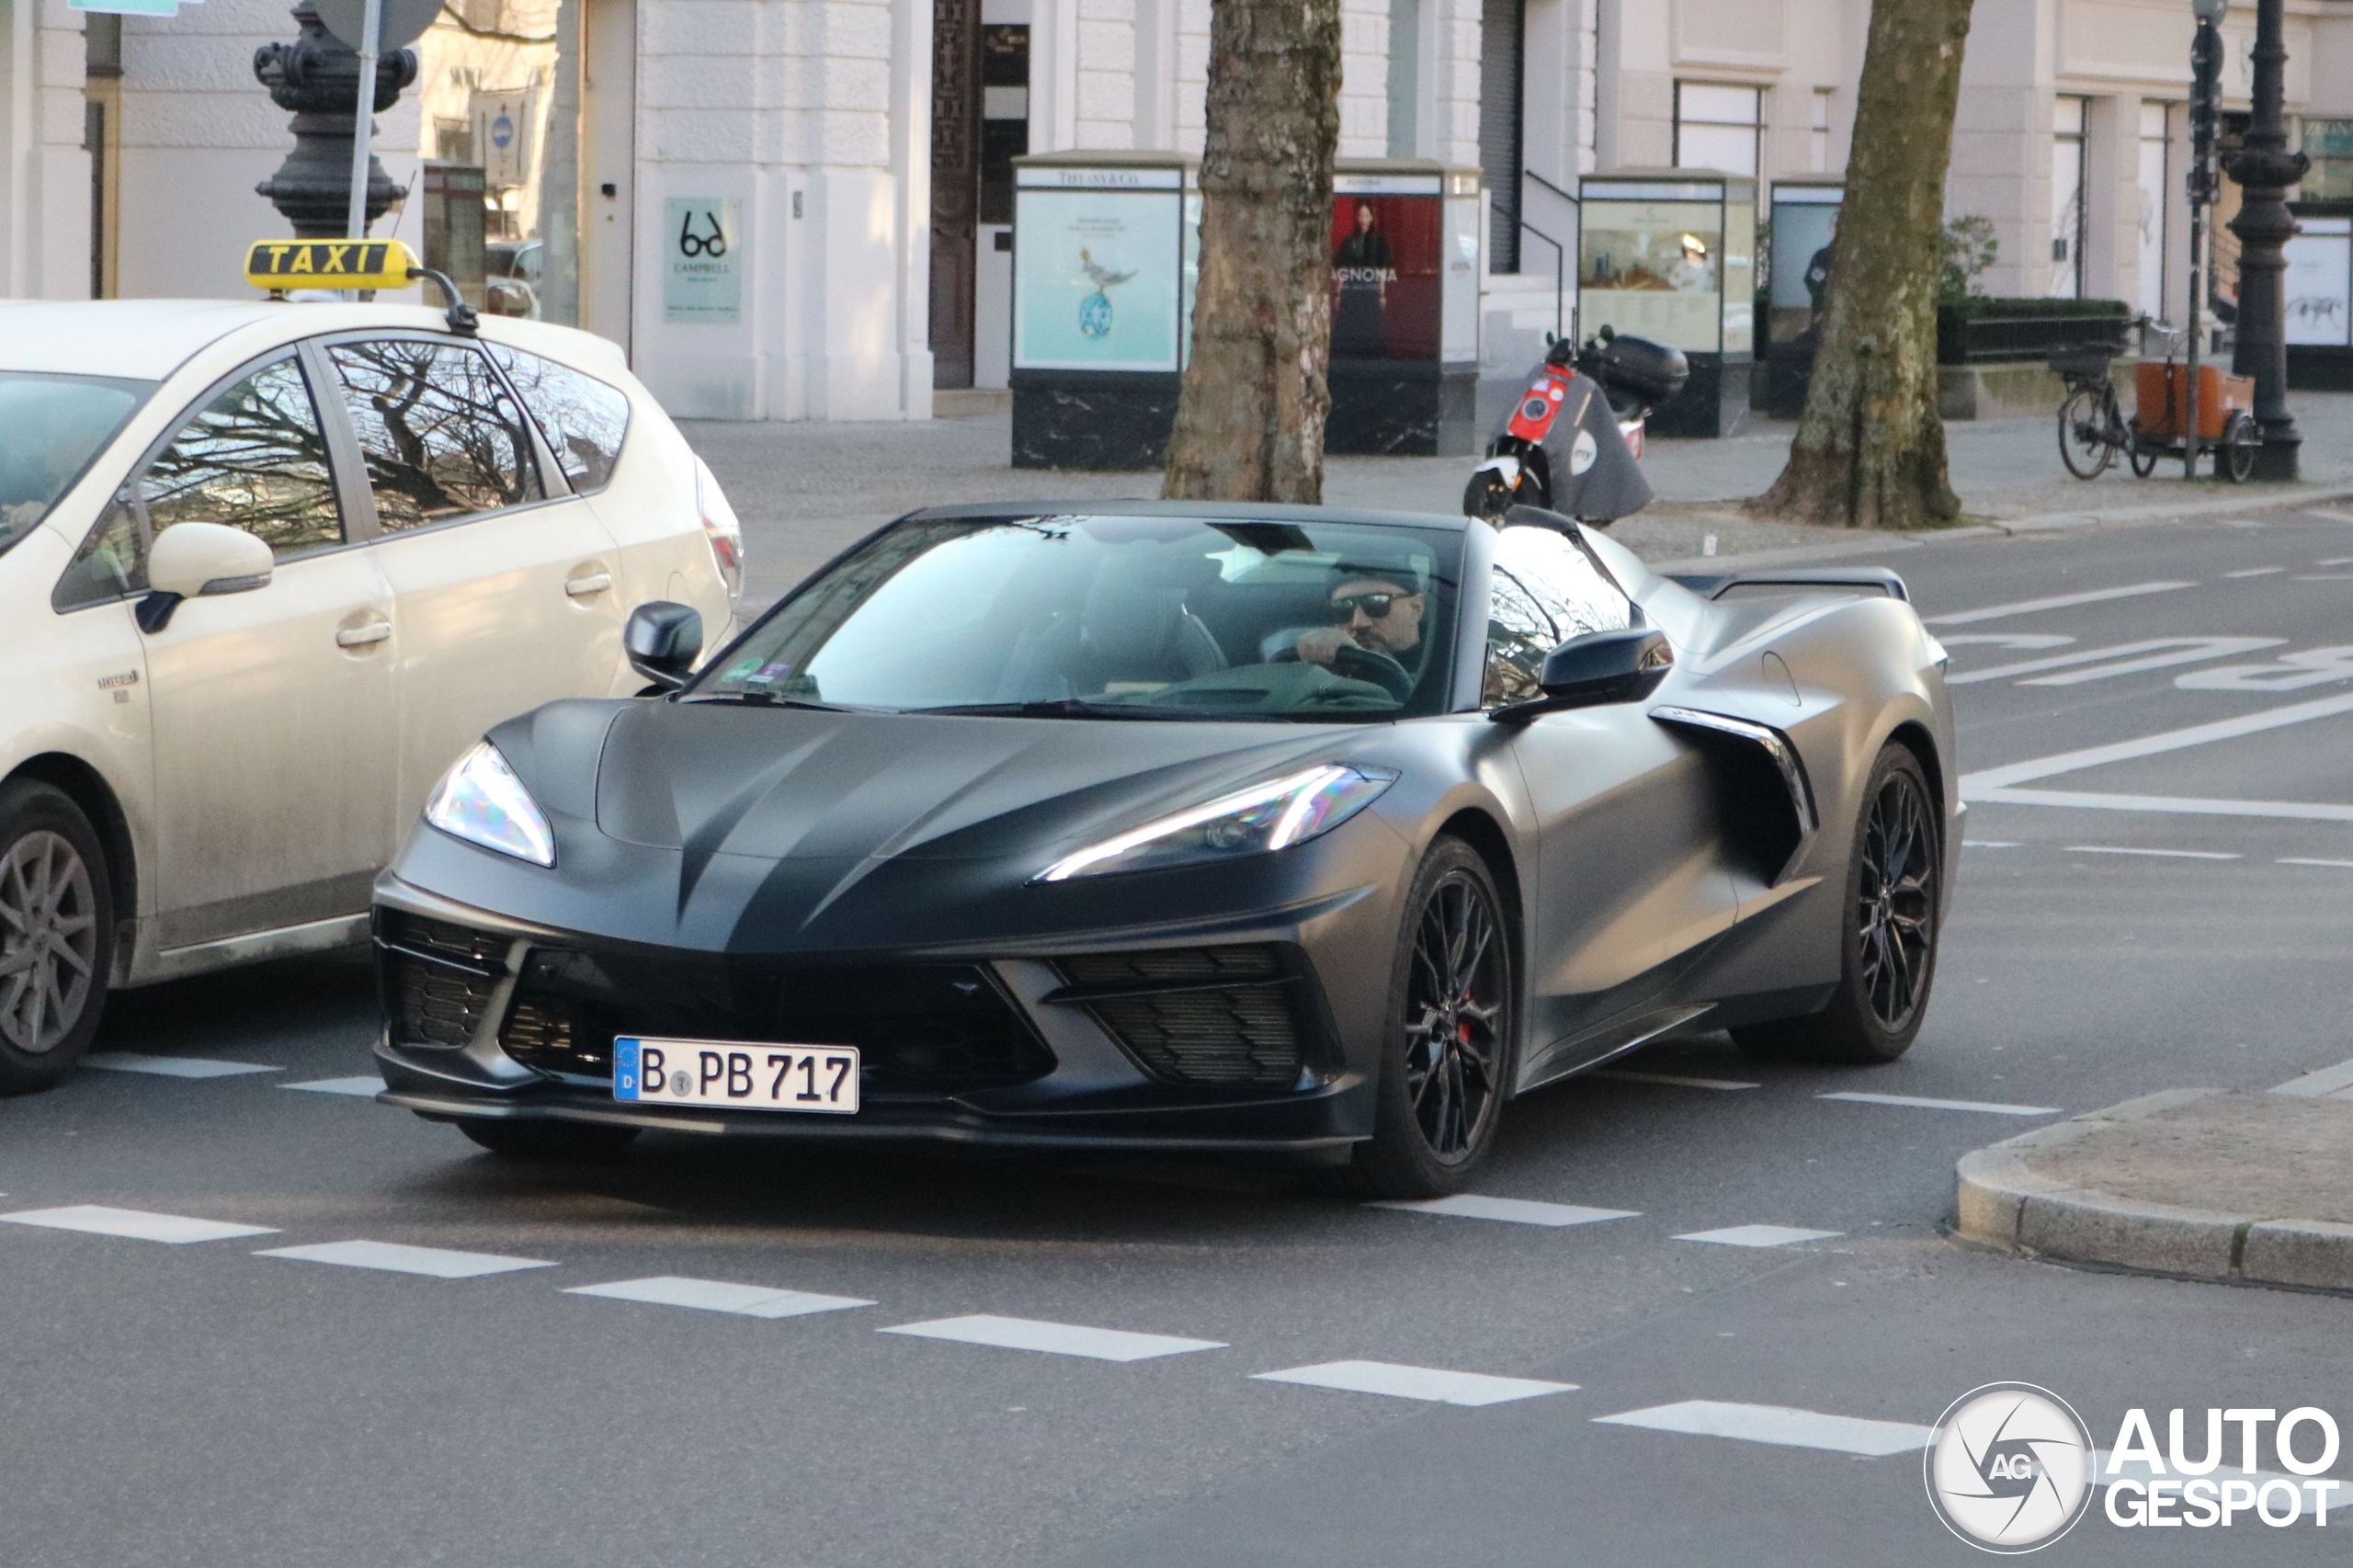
[456,1119,641,1161]
[0,779,115,1095]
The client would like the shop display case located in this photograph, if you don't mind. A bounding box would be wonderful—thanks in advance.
[1575,170,1756,437]
[2285,202,2353,391]
[1009,151,1198,468]
[1324,160,1483,455]
[1761,179,1841,418]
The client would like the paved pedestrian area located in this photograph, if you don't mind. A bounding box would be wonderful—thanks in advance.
[685,386,2353,611]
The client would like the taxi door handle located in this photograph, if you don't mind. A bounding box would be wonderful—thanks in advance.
[336,619,393,648]
[565,571,614,598]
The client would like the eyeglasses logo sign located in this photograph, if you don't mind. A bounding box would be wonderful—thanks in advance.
[1925,1383,2096,1553]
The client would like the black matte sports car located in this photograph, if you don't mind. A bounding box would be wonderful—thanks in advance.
[371,503,1959,1197]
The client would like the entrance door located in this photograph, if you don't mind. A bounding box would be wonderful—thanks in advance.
[929,0,981,388]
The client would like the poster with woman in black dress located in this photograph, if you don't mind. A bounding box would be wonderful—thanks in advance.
[1332,203,1395,358]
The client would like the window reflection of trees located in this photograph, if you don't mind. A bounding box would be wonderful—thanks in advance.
[1482,528,1634,709]
[328,340,540,530]
[139,358,344,557]
[485,347,630,492]
[1483,569,1557,708]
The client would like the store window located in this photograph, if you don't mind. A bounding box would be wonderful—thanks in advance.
[1809,89,1833,175]
[2051,96,2089,299]
[2304,118,2353,202]
[1675,83,1761,179]
[2137,102,2170,320]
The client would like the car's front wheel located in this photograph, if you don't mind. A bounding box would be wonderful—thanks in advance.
[1734,744,1941,1064]
[0,779,114,1095]
[1343,837,1514,1199]
[457,1119,642,1161]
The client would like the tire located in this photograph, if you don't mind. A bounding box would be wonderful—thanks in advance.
[1339,837,1515,1199]
[2221,412,2259,484]
[2126,422,2162,478]
[1733,744,1941,1065]
[2058,387,2113,479]
[457,1119,641,1160]
[0,780,115,1095]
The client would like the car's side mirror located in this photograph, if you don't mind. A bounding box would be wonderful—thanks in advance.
[1491,627,1673,722]
[137,522,274,633]
[625,600,703,692]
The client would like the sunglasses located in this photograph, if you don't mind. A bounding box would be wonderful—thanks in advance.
[1330,591,1415,621]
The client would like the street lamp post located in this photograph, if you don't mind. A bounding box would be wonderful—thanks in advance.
[251,1,415,239]
[2222,0,2309,481]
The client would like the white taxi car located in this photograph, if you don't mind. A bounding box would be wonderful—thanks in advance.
[1,263,742,1092]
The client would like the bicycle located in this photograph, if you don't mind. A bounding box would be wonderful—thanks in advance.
[2052,342,2142,480]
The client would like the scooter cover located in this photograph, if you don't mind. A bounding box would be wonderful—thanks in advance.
[1492,364,1654,522]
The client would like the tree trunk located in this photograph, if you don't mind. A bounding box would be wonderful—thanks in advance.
[1749,0,1973,530]
[1161,0,1342,503]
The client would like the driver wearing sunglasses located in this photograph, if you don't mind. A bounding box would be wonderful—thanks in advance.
[1288,563,1428,700]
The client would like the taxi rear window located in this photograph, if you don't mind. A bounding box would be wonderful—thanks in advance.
[0,371,153,561]
[486,346,631,493]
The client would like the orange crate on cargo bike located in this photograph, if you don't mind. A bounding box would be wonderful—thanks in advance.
[2134,360,2254,442]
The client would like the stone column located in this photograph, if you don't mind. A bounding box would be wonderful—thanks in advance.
[2222,0,2308,481]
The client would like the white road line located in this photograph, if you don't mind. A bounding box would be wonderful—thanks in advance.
[256,1240,556,1278]
[1947,637,2280,687]
[1368,1194,1641,1226]
[2280,858,2353,869]
[1820,1091,2060,1116]
[1591,1069,1761,1091]
[1253,1360,1575,1406]
[1922,581,2194,627]
[1966,787,2353,823]
[1961,691,2353,791]
[281,1076,385,1096]
[81,1052,281,1079]
[565,1277,874,1318]
[1674,1225,1842,1248]
[878,1315,1224,1362]
[2064,845,2241,860]
[2294,574,2353,581]
[2270,1058,2353,1099]
[1937,633,2075,650]
[1961,840,2021,848]
[2225,566,2288,578]
[1595,1400,1934,1457]
[1,1205,279,1244]
[2318,555,2353,567]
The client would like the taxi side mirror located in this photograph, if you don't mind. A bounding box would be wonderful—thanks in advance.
[138,523,274,633]
[625,600,703,692]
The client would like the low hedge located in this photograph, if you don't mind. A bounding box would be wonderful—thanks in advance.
[1938,298,2131,364]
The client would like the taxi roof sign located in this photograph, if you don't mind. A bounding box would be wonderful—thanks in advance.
[244,238,420,293]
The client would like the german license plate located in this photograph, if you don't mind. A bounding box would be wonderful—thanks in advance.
[613,1038,860,1114]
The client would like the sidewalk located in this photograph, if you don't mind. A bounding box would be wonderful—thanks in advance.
[683,386,2353,610]
[1956,1077,2353,1292]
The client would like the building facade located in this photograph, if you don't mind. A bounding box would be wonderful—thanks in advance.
[5,0,2350,419]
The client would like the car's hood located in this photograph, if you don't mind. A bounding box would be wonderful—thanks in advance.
[592,699,1357,868]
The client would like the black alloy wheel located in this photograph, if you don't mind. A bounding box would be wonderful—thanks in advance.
[2058,387,2114,480]
[1733,744,1940,1065]
[458,1119,642,1161]
[0,780,115,1095]
[1344,837,1513,1198]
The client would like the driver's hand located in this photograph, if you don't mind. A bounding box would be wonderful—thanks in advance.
[1293,626,1351,667]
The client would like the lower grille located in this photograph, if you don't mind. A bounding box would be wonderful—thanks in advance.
[393,955,499,1049]
[1056,945,1304,1088]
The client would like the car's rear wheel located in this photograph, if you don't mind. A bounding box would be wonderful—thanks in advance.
[0,780,114,1096]
[456,1119,641,1160]
[1342,837,1513,1199]
[1733,744,1940,1065]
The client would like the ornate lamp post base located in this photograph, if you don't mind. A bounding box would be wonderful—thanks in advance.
[252,1,417,239]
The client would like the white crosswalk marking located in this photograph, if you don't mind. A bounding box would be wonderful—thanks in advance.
[879,1314,1225,1362]
[1367,1194,1640,1226]
[82,1053,280,1079]
[1253,1360,1574,1406]
[256,1240,555,1278]
[1,1205,278,1244]
[1674,1225,1841,1248]
[566,1277,874,1318]
[1820,1091,2060,1116]
[1592,1069,1760,1091]
[1596,1400,1934,1456]
[281,1077,386,1096]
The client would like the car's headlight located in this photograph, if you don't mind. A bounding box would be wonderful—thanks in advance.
[424,742,555,867]
[1036,764,1397,882]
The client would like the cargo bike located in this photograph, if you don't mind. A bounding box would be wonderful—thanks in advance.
[2054,334,2259,483]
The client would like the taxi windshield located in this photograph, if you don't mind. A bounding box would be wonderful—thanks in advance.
[695,513,1463,722]
[0,372,153,560]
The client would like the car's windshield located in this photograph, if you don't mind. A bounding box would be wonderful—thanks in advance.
[0,371,153,562]
[699,513,1464,721]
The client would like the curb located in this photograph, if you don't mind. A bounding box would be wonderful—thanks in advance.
[1954,1089,2353,1292]
[1645,483,2353,575]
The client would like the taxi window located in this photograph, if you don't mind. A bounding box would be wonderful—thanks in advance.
[53,354,343,612]
[0,371,151,562]
[326,339,543,531]
[486,346,630,493]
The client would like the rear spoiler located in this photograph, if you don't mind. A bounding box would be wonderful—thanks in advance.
[1663,565,1910,603]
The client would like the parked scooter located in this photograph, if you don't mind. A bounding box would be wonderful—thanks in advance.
[1463,328,1688,527]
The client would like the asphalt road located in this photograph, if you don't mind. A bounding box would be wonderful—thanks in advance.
[6,506,2351,1567]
